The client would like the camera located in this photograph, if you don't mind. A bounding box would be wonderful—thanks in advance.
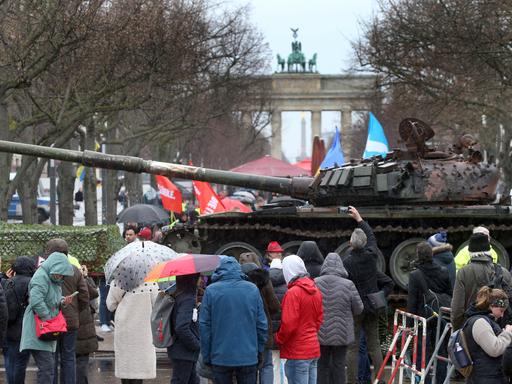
[338,206,349,214]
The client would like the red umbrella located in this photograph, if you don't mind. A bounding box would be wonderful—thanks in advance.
[145,253,221,282]
[221,197,252,213]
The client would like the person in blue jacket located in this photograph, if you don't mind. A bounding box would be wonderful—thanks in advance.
[168,273,201,384]
[199,256,267,384]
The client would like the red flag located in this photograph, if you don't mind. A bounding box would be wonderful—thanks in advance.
[192,181,226,214]
[156,175,182,213]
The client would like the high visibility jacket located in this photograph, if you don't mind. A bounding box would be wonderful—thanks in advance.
[454,246,498,271]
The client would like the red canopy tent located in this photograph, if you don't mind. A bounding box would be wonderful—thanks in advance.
[293,158,312,176]
[230,155,307,177]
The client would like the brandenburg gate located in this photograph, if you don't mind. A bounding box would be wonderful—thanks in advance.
[244,29,377,160]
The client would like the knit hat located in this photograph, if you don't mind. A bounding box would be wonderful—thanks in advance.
[468,233,490,253]
[138,227,152,240]
[267,241,284,253]
[282,255,308,284]
[473,226,490,237]
[427,232,447,247]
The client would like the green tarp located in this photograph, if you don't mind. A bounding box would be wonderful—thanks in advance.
[0,223,125,272]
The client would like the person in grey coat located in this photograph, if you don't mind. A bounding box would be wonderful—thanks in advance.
[315,252,363,384]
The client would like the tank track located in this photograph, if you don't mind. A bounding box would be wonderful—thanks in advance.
[197,222,512,239]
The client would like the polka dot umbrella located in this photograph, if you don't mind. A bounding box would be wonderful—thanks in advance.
[104,240,177,292]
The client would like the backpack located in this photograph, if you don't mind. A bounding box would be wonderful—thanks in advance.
[150,291,176,348]
[417,270,452,317]
[447,316,491,378]
[4,278,29,324]
[489,263,504,290]
[447,320,473,377]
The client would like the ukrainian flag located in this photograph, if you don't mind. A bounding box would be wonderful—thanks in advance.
[75,141,101,181]
[319,127,345,169]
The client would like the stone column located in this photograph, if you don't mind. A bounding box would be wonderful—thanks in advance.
[311,110,322,139]
[271,110,282,159]
[341,107,352,159]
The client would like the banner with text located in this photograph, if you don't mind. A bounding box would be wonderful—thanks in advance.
[192,181,226,214]
[156,175,183,213]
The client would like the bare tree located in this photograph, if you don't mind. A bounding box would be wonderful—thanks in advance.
[354,0,512,188]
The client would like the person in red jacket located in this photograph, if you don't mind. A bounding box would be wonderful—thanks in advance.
[275,255,323,384]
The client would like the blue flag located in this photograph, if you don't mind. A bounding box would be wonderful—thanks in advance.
[363,112,389,158]
[319,127,345,170]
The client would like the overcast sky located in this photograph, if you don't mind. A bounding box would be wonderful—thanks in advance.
[228,0,380,162]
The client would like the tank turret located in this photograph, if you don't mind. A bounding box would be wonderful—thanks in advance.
[0,118,500,206]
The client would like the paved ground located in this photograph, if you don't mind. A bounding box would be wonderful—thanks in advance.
[0,324,403,383]
[0,325,174,384]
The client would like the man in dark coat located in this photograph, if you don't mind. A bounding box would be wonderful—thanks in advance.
[407,242,452,384]
[343,206,384,384]
[297,241,324,278]
[0,278,9,377]
[76,267,99,384]
[427,232,456,288]
[168,274,201,384]
[451,233,512,330]
[2,256,35,384]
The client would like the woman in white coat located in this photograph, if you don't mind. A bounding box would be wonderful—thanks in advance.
[107,281,159,384]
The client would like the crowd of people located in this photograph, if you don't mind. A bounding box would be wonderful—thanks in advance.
[1,206,512,384]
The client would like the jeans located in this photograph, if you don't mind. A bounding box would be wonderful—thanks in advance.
[76,354,90,384]
[211,364,258,384]
[3,340,30,384]
[99,277,113,326]
[170,358,199,384]
[259,349,273,384]
[29,349,55,384]
[54,329,78,384]
[347,313,383,383]
[285,358,318,384]
[358,331,371,383]
[318,346,347,384]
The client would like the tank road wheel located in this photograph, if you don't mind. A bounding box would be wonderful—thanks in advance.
[389,238,424,290]
[215,242,262,261]
[335,241,386,273]
[281,241,303,257]
[163,230,201,254]
[455,239,510,270]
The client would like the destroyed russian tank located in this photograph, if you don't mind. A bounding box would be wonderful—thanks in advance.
[0,118,510,292]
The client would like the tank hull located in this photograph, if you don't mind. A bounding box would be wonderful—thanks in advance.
[169,204,512,292]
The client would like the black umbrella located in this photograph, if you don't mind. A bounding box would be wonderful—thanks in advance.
[117,204,170,224]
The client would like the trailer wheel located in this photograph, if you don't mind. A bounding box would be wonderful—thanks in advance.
[215,242,262,261]
[335,241,386,273]
[389,238,424,290]
[455,239,509,269]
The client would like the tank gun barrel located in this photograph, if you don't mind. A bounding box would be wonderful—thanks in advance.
[0,140,312,198]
